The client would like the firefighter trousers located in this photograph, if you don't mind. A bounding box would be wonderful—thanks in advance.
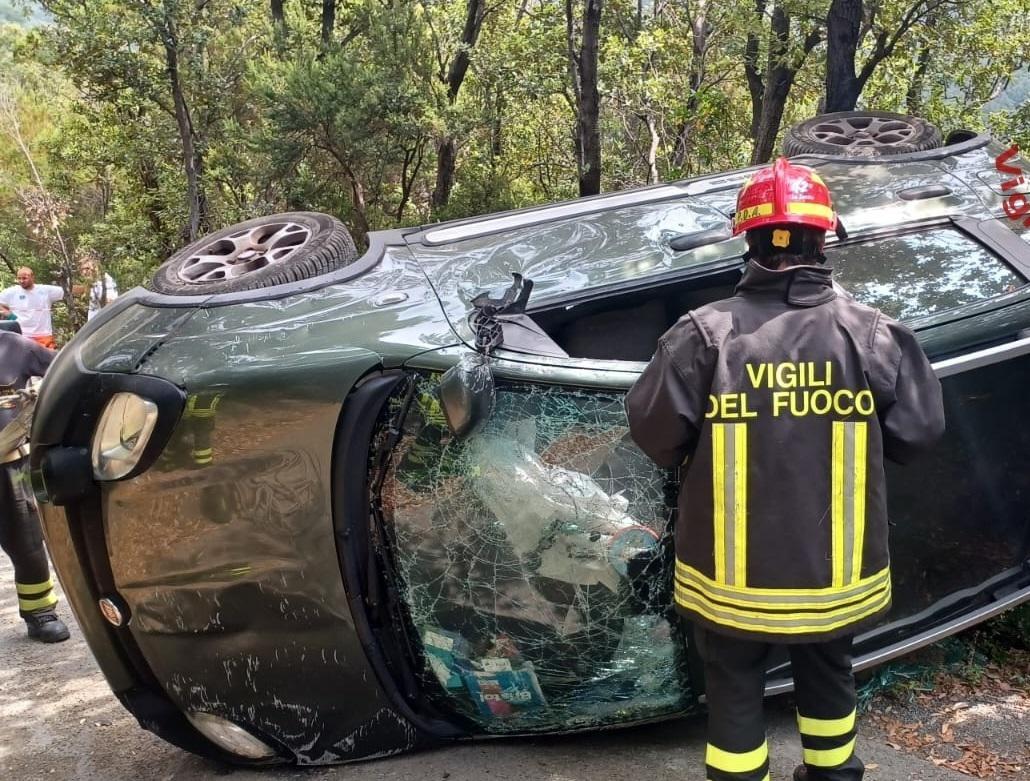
[695,626,864,781]
[0,458,57,616]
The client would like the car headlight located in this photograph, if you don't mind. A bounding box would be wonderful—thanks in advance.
[91,392,159,480]
[186,712,278,760]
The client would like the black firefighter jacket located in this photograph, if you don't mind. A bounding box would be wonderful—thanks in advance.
[626,261,945,643]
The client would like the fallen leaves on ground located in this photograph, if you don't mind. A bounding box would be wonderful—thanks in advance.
[865,654,1029,779]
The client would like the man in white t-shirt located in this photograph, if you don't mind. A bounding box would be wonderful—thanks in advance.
[0,268,64,349]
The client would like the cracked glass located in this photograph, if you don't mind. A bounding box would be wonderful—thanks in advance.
[375,374,693,732]
[829,228,1024,321]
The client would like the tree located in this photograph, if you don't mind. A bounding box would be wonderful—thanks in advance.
[425,0,492,211]
[745,0,821,164]
[824,0,958,113]
[565,0,604,196]
[0,81,77,319]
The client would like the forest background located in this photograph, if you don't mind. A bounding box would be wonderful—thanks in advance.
[1,0,1029,335]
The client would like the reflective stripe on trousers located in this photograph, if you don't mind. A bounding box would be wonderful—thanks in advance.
[706,739,770,781]
[17,577,57,613]
[798,709,858,770]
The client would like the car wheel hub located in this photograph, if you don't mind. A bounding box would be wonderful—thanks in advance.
[811,116,918,149]
[177,222,312,284]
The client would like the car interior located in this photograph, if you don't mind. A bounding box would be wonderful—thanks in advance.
[529,267,742,362]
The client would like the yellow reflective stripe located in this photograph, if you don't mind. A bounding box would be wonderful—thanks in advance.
[733,423,748,588]
[675,559,890,600]
[674,565,890,610]
[804,737,857,767]
[831,421,846,588]
[787,202,834,220]
[851,423,867,584]
[712,424,727,582]
[797,709,856,737]
[19,593,57,611]
[734,202,775,225]
[675,578,889,622]
[674,581,891,635]
[706,740,768,773]
[16,578,53,595]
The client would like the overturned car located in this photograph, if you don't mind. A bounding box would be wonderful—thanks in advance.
[29,112,1030,764]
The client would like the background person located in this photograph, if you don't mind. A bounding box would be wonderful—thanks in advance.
[74,259,118,320]
[626,158,944,781]
[0,267,65,349]
[0,329,69,643]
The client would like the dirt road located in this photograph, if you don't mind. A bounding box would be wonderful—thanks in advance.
[0,555,1022,780]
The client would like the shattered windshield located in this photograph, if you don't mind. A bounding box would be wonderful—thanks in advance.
[829,228,1024,321]
[375,375,693,731]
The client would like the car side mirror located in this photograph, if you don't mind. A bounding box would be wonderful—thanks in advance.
[438,355,496,439]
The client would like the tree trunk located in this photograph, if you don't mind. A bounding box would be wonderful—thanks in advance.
[644,113,660,184]
[672,0,709,169]
[271,0,285,27]
[744,0,767,142]
[571,0,603,197]
[161,29,207,241]
[321,0,336,47]
[137,157,169,253]
[748,2,820,164]
[825,0,863,112]
[432,137,457,212]
[906,43,932,115]
[345,171,370,248]
[431,0,487,211]
[752,71,793,164]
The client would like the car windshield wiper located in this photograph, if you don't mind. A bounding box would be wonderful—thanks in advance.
[668,227,734,251]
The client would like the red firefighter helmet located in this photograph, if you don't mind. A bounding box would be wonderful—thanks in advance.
[732,157,836,235]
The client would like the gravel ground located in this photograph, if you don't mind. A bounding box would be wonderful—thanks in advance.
[0,554,1022,781]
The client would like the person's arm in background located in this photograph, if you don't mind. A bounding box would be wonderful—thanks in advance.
[871,313,945,464]
[625,315,716,468]
[44,283,66,305]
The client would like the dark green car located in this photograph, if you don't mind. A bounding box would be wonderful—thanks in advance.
[29,113,1030,765]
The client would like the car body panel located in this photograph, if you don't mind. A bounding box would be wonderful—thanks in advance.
[101,349,421,764]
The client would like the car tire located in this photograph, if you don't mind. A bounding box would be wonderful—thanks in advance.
[782,111,942,157]
[150,212,358,295]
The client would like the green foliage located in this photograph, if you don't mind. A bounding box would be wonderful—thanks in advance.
[0,0,1027,311]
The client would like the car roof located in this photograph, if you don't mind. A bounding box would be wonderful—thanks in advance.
[401,136,1022,306]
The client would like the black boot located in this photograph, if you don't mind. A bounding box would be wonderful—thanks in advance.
[24,608,70,643]
[794,766,807,781]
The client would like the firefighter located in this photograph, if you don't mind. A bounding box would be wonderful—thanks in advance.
[626,158,945,781]
[0,329,70,642]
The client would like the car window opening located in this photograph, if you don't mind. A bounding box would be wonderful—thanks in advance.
[525,227,1026,362]
[530,267,742,362]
